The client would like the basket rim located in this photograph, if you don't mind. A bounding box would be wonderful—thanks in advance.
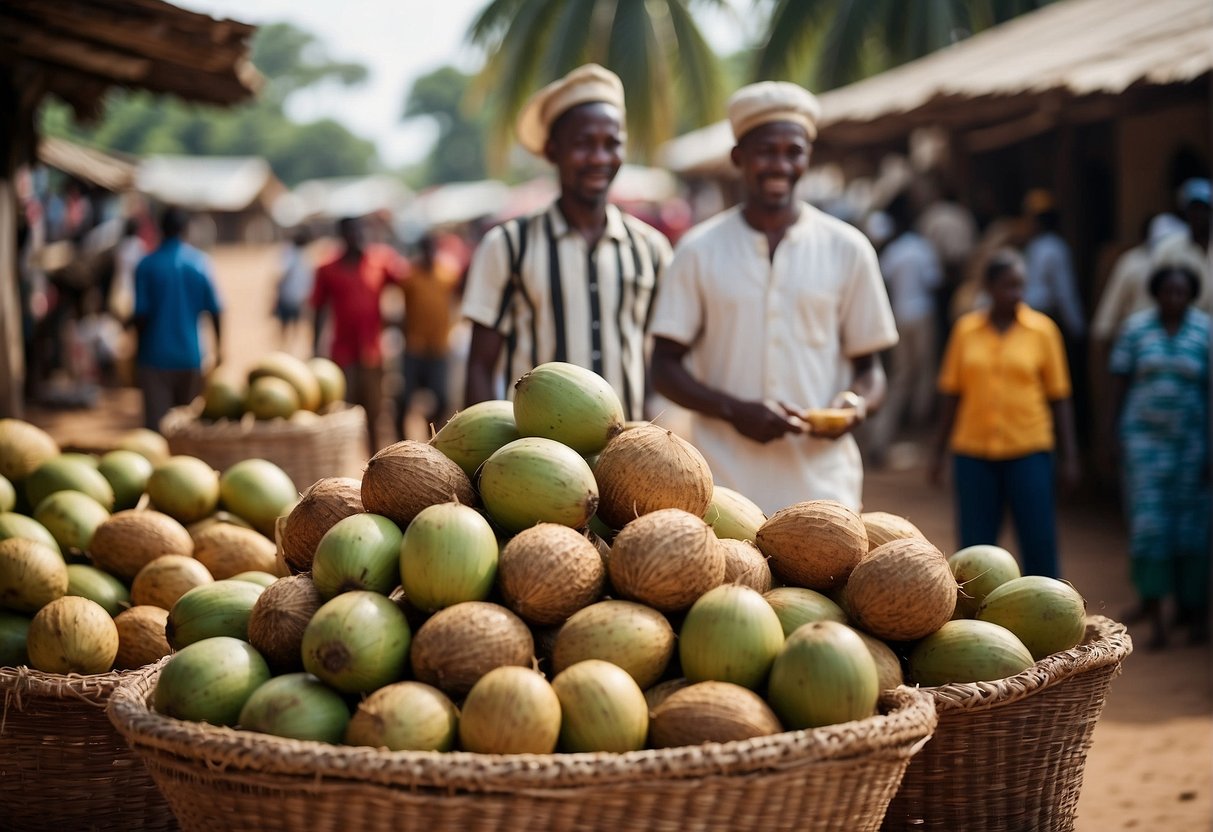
[1,657,171,709]
[159,402,366,441]
[107,669,937,792]
[917,615,1131,713]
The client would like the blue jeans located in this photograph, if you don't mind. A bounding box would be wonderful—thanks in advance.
[953,452,1059,578]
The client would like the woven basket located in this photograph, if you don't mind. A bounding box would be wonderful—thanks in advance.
[882,615,1132,832]
[0,662,176,831]
[108,665,938,832]
[159,403,368,491]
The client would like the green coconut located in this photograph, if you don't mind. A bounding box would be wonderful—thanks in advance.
[975,576,1087,659]
[512,361,625,455]
[763,586,848,636]
[114,428,170,465]
[166,579,265,648]
[97,450,153,511]
[65,564,130,617]
[201,377,246,421]
[250,352,322,412]
[237,673,351,743]
[552,600,675,689]
[311,512,403,599]
[229,571,278,587]
[908,619,1036,686]
[246,376,299,420]
[767,620,879,730]
[307,357,346,408]
[0,610,31,665]
[301,590,411,694]
[154,636,271,726]
[34,490,110,553]
[679,584,785,690]
[345,681,458,751]
[705,486,767,543]
[430,400,520,478]
[24,455,115,512]
[459,666,562,754]
[0,475,16,513]
[552,659,648,753]
[147,456,221,524]
[478,437,599,533]
[0,537,68,613]
[399,502,498,612]
[0,512,61,555]
[949,545,1023,618]
[27,595,119,674]
[218,458,298,536]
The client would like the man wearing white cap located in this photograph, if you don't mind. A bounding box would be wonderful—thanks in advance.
[461,64,672,419]
[649,81,898,514]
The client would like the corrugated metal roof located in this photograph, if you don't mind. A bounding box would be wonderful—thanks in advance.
[37,136,136,191]
[136,155,276,212]
[662,0,1211,175]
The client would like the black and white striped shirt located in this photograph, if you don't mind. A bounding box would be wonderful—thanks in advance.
[462,202,672,420]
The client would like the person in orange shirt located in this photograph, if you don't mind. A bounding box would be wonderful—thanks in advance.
[311,216,409,455]
[395,233,461,439]
[929,248,1080,578]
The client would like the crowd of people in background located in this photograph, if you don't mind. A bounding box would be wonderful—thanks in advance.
[12,65,1210,650]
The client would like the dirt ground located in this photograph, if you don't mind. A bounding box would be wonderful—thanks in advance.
[23,243,1213,831]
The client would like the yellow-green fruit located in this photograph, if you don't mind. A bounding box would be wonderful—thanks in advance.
[0,475,15,513]
[0,419,59,483]
[767,620,879,730]
[307,357,346,408]
[552,600,674,689]
[302,591,411,694]
[27,596,119,674]
[679,584,784,691]
[704,486,767,543]
[345,681,458,751]
[949,545,1022,618]
[250,352,322,412]
[399,503,497,612]
[218,458,298,537]
[551,659,648,753]
[763,587,848,637]
[0,512,61,555]
[238,673,350,743]
[246,376,299,420]
[908,619,1035,686]
[153,636,271,726]
[0,610,30,665]
[148,456,220,524]
[167,579,265,648]
[115,428,170,465]
[229,571,277,587]
[65,564,130,617]
[459,666,561,754]
[97,450,153,511]
[201,376,246,421]
[512,361,625,455]
[34,490,110,553]
[975,576,1086,660]
[478,437,599,533]
[131,555,214,610]
[430,400,519,478]
[113,605,172,669]
[25,455,115,512]
[312,512,403,599]
[0,537,68,613]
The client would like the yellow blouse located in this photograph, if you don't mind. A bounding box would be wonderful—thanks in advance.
[937,305,1071,459]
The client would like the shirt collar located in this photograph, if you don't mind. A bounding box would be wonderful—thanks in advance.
[981,303,1031,330]
[546,201,629,242]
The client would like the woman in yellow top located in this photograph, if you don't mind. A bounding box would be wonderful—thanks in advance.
[929,249,1080,578]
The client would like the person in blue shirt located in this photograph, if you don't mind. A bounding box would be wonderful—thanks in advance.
[133,207,223,431]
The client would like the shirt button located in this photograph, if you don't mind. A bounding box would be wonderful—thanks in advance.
[590,283,598,291]
[592,350,601,360]
[591,321,600,330]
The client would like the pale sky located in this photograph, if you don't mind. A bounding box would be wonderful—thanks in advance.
[177,0,753,169]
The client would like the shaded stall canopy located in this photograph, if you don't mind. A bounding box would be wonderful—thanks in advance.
[38,137,137,193]
[661,0,1213,177]
[137,155,279,213]
[0,0,259,418]
[272,175,415,228]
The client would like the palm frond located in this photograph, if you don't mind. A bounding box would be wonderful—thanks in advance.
[665,0,727,125]
[541,0,598,78]
[753,0,836,81]
[606,0,672,157]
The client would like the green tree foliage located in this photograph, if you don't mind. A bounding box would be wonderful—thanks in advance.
[38,22,378,185]
[403,67,489,186]
[753,0,1056,91]
[466,0,730,167]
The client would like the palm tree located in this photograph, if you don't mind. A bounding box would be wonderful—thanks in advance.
[466,0,730,167]
[753,0,1056,91]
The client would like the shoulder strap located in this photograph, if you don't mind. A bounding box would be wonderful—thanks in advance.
[510,215,530,278]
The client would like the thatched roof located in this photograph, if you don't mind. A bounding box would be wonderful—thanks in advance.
[662,0,1212,176]
[0,0,260,120]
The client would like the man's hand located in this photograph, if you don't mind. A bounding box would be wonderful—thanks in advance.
[728,399,804,444]
[804,391,866,440]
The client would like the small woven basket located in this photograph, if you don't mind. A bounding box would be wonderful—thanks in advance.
[108,665,938,832]
[882,615,1132,832]
[0,662,176,831]
[159,403,367,491]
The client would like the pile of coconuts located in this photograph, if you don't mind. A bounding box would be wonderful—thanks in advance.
[0,418,298,677]
[147,362,1090,755]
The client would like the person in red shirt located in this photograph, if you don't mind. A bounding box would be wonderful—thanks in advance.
[311,216,409,455]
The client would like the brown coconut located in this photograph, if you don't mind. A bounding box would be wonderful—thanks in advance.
[246,574,324,674]
[88,509,193,581]
[552,600,675,689]
[756,500,868,591]
[498,524,605,625]
[192,523,279,579]
[853,628,905,692]
[861,511,926,552]
[844,537,958,642]
[643,677,691,712]
[361,441,475,528]
[131,555,214,610]
[608,509,724,612]
[719,539,772,592]
[278,477,364,574]
[592,425,714,530]
[409,601,534,698]
[113,605,173,669]
[649,681,783,748]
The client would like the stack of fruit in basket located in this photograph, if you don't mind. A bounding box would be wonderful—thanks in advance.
[199,352,347,422]
[0,418,297,675]
[143,362,1090,755]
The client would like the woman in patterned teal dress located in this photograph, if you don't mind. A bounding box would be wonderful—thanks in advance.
[1109,258,1210,649]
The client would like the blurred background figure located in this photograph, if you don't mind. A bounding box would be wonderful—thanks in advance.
[930,249,1079,579]
[1022,188,1085,340]
[1092,213,1187,346]
[1152,177,1212,310]
[107,217,147,324]
[867,191,942,468]
[1107,250,1211,649]
[133,206,223,431]
[273,226,315,350]
[395,233,461,439]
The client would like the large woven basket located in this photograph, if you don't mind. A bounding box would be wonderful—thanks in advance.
[159,403,367,491]
[108,664,938,832]
[0,662,176,831]
[882,615,1132,832]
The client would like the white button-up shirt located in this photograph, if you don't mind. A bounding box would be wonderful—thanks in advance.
[650,204,899,514]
